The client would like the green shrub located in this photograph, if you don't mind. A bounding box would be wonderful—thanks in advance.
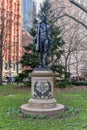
[7,107,47,119]
[15,71,31,87]
[23,81,31,87]
[23,78,31,87]
[72,81,87,86]
[56,80,72,88]
[15,72,28,84]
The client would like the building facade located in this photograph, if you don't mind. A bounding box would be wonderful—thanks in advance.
[0,0,22,78]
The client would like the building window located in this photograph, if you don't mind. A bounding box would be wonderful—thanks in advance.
[5,63,8,70]
[13,63,15,70]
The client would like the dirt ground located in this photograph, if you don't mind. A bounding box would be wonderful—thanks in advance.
[55,86,87,92]
[16,85,87,92]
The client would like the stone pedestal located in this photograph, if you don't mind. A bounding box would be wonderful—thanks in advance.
[21,69,65,116]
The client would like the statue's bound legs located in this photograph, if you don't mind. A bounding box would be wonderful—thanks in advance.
[39,39,49,67]
[39,53,47,67]
[39,53,43,67]
[43,53,47,67]
[42,40,49,67]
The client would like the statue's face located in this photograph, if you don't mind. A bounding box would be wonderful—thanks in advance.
[41,16,46,22]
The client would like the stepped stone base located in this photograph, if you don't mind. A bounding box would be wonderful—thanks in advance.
[20,98,65,116]
[20,69,65,116]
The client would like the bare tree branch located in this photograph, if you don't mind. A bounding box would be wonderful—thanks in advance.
[69,0,87,13]
[64,13,87,29]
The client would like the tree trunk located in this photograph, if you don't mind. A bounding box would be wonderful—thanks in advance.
[16,62,19,75]
[64,58,68,80]
[0,46,2,85]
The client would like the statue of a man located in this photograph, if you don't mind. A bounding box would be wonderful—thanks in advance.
[34,15,51,67]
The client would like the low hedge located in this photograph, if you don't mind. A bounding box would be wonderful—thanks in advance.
[72,81,87,86]
[56,80,87,88]
[56,81,72,88]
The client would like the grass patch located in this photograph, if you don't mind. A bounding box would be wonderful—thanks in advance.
[0,84,87,130]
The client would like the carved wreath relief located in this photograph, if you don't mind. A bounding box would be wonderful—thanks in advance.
[33,81,52,98]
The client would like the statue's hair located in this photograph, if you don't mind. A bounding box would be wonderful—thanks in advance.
[40,15,46,20]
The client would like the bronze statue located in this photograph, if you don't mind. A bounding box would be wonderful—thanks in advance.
[34,15,51,68]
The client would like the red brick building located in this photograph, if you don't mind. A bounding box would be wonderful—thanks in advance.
[22,31,33,47]
[0,0,22,78]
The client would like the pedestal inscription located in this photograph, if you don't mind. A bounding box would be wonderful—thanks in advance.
[34,81,51,98]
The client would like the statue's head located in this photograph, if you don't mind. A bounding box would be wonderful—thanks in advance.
[40,15,46,22]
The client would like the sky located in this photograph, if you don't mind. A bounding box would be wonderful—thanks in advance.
[36,0,44,13]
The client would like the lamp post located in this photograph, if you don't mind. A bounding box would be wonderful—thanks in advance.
[8,60,11,84]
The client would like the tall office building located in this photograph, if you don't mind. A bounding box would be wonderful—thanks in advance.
[22,0,36,29]
[0,0,22,78]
